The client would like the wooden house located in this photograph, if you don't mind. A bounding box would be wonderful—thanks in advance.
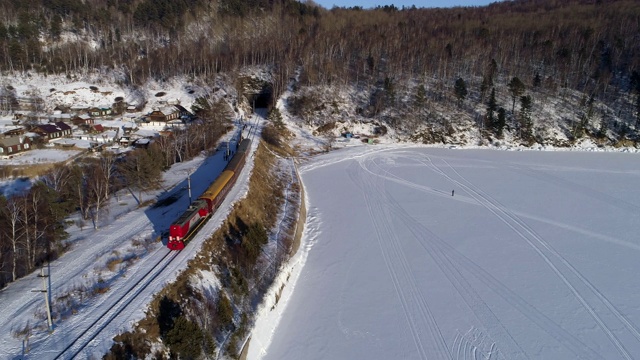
[88,124,104,134]
[174,104,194,121]
[53,105,70,113]
[148,107,181,123]
[32,122,73,141]
[1,126,26,137]
[132,138,152,149]
[71,114,94,126]
[87,107,112,117]
[0,136,31,158]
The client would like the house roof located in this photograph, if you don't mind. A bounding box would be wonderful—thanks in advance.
[174,104,192,114]
[36,122,72,134]
[88,106,111,111]
[151,107,179,116]
[0,136,28,147]
[0,126,24,135]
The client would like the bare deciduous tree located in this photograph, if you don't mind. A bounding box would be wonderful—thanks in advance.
[4,196,23,281]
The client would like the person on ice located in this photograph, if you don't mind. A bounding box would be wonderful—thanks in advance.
[452,190,454,196]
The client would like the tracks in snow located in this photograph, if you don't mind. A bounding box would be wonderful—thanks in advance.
[350,158,454,360]
[422,155,640,360]
[350,149,640,359]
[53,249,179,359]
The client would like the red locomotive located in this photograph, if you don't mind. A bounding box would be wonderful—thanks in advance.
[167,138,251,250]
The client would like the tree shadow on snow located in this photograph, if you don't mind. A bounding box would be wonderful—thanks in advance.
[143,145,233,248]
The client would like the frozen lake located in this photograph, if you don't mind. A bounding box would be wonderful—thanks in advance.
[257,146,640,360]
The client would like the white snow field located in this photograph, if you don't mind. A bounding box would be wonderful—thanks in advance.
[252,145,640,360]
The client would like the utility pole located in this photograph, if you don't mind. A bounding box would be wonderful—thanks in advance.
[33,267,53,332]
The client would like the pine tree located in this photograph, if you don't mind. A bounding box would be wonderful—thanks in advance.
[480,76,490,103]
[217,293,234,329]
[486,88,497,133]
[632,71,640,129]
[508,77,525,113]
[268,108,285,129]
[597,111,607,139]
[414,84,427,122]
[519,95,533,142]
[49,14,62,40]
[165,316,204,359]
[414,84,426,109]
[497,107,506,138]
[454,78,467,106]
[635,94,640,129]
[533,72,542,88]
[384,77,396,106]
[480,59,497,102]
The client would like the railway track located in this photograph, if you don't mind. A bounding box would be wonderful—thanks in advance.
[53,113,263,359]
[54,249,179,359]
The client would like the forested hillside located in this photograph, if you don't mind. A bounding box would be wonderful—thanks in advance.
[2,0,639,293]
[1,0,639,145]
[0,1,638,358]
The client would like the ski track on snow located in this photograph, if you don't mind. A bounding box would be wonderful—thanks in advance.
[360,155,525,360]
[356,150,640,254]
[425,155,640,360]
[362,153,607,359]
[349,162,453,360]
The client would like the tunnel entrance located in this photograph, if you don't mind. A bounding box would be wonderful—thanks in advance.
[245,84,273,110]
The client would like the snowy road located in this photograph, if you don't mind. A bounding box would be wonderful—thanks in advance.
[253,146,640,360]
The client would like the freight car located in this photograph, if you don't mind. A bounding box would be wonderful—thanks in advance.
[167,138,252,250]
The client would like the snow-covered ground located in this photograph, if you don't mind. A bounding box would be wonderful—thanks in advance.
[249,145,640,360]
[0,148,82,166]
[0,113,259,359]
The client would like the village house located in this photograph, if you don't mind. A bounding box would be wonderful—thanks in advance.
[1,125,26,137]
[0,136,32,158]
[71,114,94,126]
[50,110,72,123]
[31,122,73,141]
[87,107,112,117]
[91,124,104,133]
[148,107,181,123]
[13,111,50,124]
[70,105,89,114]
[132,138,152,149]
[174,104,195,121]
[76,129,116,144]
[53,105,70,113]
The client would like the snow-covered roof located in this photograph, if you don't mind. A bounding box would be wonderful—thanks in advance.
[0,135,28,147]
[0,125,23,134]
[35,122,71,133]
[134,128,160,138]
[154,106,178,116]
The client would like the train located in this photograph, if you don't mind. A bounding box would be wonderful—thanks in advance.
[167,137,252,250]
